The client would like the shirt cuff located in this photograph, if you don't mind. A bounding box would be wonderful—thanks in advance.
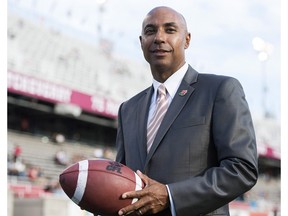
[166,185,176,216]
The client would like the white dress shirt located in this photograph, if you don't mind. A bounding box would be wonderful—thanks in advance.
[147,62,188,216]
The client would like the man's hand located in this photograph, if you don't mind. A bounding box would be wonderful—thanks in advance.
[118,170,169,215]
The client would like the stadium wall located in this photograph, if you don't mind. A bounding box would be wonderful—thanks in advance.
[12,196,93,216]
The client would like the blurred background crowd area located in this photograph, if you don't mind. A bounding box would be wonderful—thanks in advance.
[7,1,280,216]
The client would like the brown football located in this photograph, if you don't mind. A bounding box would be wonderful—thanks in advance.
[59,159,144,215]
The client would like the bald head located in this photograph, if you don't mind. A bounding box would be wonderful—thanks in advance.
[142,6,188,33]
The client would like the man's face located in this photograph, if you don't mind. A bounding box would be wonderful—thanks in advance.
[140,7,190,72]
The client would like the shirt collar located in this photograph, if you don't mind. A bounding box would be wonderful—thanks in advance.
[152,63,188,99]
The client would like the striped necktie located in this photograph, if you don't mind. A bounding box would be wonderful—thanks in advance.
[147,84,168,153]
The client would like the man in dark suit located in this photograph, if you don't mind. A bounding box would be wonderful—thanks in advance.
[115,6,258,216]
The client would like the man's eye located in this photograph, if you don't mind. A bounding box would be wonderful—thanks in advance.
[166,28,176,33]
[144,28,155,34]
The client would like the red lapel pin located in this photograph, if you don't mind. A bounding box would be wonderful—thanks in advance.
[179,89,188,96]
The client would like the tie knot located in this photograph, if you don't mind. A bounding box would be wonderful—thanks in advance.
[157,84,166,97]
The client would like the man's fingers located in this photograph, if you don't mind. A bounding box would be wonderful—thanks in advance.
[136,170,151,187]
[122,189,143,199]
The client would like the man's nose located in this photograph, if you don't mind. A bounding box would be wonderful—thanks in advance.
[154,30,165,44]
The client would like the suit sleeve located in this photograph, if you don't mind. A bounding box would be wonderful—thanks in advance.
[115,103,126,165]
[168,78,258,216]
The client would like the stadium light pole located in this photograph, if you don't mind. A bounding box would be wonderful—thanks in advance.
[96,0,107,43]
[252,37,273,119]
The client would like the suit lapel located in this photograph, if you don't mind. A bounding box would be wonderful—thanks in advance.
[144,66,198,168]
[137,86,153,168]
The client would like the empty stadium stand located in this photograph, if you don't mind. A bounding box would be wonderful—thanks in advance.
[8,11,151,103]
[8,130,115,182]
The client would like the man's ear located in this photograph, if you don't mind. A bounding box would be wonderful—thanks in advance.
[184,32,191,49]
[139,35,144,49]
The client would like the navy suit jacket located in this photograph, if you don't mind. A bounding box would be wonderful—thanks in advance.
[115,65,258,216]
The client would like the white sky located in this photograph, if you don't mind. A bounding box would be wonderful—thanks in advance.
[7,0,281,121]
